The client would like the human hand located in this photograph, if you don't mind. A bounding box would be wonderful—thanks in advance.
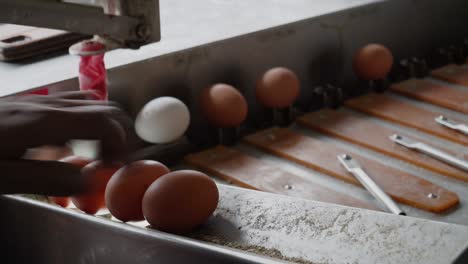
[0,90,136,195]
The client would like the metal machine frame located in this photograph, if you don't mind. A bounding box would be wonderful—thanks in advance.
[0,0,160,49]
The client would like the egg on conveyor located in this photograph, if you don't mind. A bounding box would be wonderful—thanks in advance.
[199,83,248,128]
[256,67,300,109]
[135,97,190,144]
[353,43,394,80]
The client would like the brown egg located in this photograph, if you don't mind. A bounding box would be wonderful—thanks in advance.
[353,44,394,80]
[199,83,248,128]
[105,160,170,222]
[49,156,93,208]
[71,161,121,214]
[256,67,300,109]
[142,170,219,233]
[50,196,71,208]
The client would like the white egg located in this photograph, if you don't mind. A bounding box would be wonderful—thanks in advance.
[135,97,190,144]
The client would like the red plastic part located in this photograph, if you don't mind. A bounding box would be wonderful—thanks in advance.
[78,41,108,101]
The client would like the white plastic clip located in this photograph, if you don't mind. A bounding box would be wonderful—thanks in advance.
[390,134,468,172]
[337,154,406,215]
[435,116,468,136]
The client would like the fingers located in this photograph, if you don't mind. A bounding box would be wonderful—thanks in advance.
[0,160,90,196]
[49,90,100,100]
[0,93,136,162]
[40,105,133,161]
[23,145,73,161]
[45,98,117,107]
[6,91,113,107]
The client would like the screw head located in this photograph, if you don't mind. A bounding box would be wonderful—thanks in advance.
[136,24,150,39]
[427,193,438,199]
[284,184,293,190]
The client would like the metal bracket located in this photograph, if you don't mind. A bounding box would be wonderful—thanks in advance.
[337,154,406,215]
[390,134,468,172]
[435,116,468,135]
[0,0,160,53]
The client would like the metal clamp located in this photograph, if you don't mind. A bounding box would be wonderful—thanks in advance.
[337,154,406,216]
[435,116,468,135]
[0,0,161,52]
[390,134,468,172]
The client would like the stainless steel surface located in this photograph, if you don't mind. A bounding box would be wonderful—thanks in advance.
[0,0,374,96]
[436,116,468,136]
[0,191,287,264]
[337,154,406,215]
[91,0,468,123]
[2,0,468,97]
[2,185,468,264]
[0,0,160,49]
[209,186,468,264]
[390,134,468,172]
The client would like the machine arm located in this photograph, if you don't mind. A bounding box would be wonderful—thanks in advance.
[0,0,160,51]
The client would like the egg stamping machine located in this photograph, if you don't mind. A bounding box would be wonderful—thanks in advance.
[1,0,468,263]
